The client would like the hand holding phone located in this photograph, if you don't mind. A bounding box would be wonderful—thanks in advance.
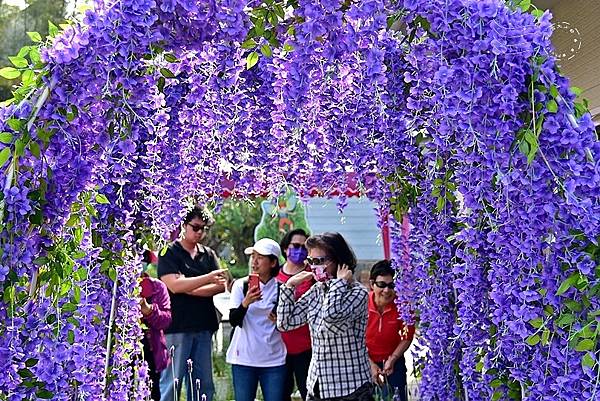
[248,273,260,290]
[140,277,153,298]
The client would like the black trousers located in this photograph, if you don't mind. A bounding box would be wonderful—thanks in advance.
[308,381,374,401]
[283,349,312,401]
[142,335,161,401]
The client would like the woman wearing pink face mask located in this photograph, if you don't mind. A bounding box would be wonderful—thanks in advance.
[277,229,313,401]
[277,232,372,401]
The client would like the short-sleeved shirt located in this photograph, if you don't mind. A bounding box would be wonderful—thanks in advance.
[157,241,220,334]
[276,267,313,355]
[226,277,286,367]
[366,291,415,363]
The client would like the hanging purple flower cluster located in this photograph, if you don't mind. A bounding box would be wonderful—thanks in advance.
[0,0,598,399]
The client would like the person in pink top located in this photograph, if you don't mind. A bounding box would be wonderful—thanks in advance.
[277,229,313,401]
[140,250,172,401]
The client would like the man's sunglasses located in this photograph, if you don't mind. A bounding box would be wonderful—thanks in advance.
[289,242,306,249]
[373,281,395,290]
[188,223,211,233]
[305,256,329,266]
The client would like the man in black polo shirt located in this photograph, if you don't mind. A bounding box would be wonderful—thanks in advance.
[158,206,226,401]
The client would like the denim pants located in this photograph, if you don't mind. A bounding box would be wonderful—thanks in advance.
[231,364,287,401]
[159,331,214,401]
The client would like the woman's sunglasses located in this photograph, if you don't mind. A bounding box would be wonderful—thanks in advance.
[188,223,211,233]
[373,281,395,290]
[305,256,329,266]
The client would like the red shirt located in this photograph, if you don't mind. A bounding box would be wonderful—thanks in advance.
[366,291,415,363]
[276,266,314,355]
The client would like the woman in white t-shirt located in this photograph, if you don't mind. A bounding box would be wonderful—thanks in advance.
[226,238,286,401]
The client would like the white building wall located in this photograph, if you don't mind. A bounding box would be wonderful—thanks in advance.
[304,197,385,261]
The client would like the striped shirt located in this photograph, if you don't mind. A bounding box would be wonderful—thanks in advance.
[277,278,371,399]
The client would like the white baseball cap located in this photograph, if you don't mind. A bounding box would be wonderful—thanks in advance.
[244,238,282,259]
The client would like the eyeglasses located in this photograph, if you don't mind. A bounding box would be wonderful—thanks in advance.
[305,256,329,266]
[373,281,395,290]
[289,243,306,249]
[188,223,210,233]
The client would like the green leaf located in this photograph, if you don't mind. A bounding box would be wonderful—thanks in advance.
[490,379,503,388]
[526,334,540,346]
[546,99,558,113]
[0,132,13,144]
[246,52,259,69]
[25,358,39,367]
[29,47,41,64]
[73,286,81,303]
[27,31,42,43]
[571,86,583,97]
[17,46,31,58]
[556,313,575,327]
[529,317,544,329]
[62,302,77,313]
[0,67,21,80]
[21,70,35,85]
[164,53,178,63]
[582,352,595,369]
[95,193,110,204]
[575,339,595,352]
[159,68,175,78]
[241,39,257,49]
[565,300,582,312]
[541,328,550,345]
[29,141,41,159]
[33,256,48,265]
[492,390,503,401]
[549,85,559,98]
[8,56,28,68]
[519,0,531,12]
[7,118,22,131]
[557,272,580,296]
[108,267,117,282]
[260,44,272,57]
[531,9,544,18]
[48,21,59,37]
[0,147,11,167]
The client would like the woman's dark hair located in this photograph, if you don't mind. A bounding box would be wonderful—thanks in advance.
[183,205,215,225]
[305,232,357,271]
[279,228,309,259]
[266,254,281,278]
[370,259,394,281]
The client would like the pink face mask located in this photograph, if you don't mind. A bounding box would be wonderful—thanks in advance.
[311,265,331,282]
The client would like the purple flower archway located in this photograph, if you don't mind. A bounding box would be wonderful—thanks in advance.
[0,0,599,400]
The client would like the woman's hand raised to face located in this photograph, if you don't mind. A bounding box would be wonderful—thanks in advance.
[285,271,314,288]
[336,264,353,283]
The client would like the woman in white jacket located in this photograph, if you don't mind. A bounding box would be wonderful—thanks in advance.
[226,238,286,401]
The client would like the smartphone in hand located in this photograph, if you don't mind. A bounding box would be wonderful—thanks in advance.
[140,277,153,298]
[248,273,260,290]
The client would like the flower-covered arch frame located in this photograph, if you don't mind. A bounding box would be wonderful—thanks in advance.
[0,0,599,400]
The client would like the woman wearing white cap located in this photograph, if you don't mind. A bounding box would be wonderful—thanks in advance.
[226,238,287,401]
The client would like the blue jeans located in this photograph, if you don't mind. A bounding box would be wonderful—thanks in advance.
[232,364,286,401]
[159,331,215,401]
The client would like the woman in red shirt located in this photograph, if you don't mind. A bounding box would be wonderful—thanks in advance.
[277,229,313,401]
[365,260,415,401]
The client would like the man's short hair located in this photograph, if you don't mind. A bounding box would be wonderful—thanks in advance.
[183,205,215,225]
